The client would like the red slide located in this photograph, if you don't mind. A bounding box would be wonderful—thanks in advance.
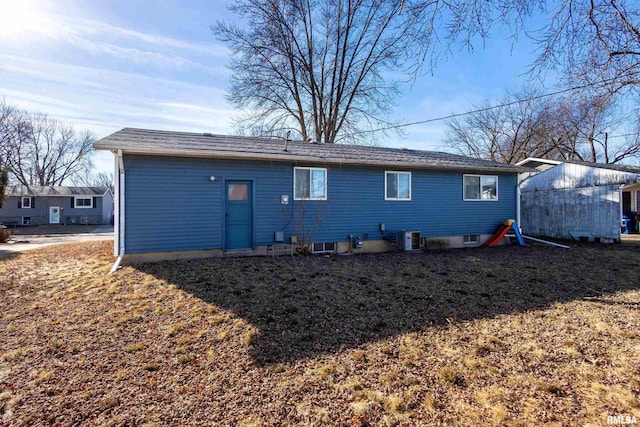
[483,224,512,247]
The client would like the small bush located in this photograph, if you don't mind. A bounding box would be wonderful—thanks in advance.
[0,228,11,243]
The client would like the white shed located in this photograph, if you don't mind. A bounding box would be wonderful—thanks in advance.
[517,158,640,242]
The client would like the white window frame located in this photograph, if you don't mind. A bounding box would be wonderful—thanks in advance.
[463,174,499,201]
[21,197,32,209]
[74,196,93,209]
[22,216,31,225]
[384,171,412,201]
[312,242,336,253]
[463,234,480,245]
[293,167,327,201]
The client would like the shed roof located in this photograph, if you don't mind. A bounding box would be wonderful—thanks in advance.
[517,157,640,174]
[520,162,640,192]
[5,185,109,197]
[94,128,528,173]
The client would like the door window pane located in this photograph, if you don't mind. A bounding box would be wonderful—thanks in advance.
[228,184,249,200]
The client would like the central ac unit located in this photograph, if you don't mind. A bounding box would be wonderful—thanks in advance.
[396,231,421,251]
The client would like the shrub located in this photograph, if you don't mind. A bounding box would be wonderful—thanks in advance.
[0,228,11,243]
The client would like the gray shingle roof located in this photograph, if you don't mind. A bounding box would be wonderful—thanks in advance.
[6,185,109,197]
[94,128,528,173]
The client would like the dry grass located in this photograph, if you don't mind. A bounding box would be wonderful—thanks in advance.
[1,241,640,425]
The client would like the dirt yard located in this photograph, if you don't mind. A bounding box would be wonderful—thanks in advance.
[1,241,639,426]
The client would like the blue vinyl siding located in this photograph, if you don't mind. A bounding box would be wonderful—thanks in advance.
[123,155,517,254]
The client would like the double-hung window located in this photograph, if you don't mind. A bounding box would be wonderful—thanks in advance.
[21,197,32,208]
[385,171,411,201]
[463,175,498,201]
[75,196,93,208]
[294,167,327,200]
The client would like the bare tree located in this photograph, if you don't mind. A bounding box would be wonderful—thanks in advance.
[0,100,14,201]
[1,104,94,186]
[535,0,640,95]
[446,88,638,164]
[445,88,553,163]
[213,0,429,144]
[73,171,114,192]
[214,1,639,146]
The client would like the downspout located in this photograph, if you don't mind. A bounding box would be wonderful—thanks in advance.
[516,181,521,230]
[109,149,125,274]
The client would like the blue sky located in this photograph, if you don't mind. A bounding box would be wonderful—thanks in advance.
[0,0,550,175]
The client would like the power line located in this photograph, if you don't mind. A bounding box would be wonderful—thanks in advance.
[350,77,628,136]
[607,132,640,139]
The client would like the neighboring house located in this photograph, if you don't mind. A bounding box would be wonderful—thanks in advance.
[517,157,640,241]
[0,186,114,226]
[94,128,527,263]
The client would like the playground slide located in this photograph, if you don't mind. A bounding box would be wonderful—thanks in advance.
[483,224,511,247]
[483,220,526,247]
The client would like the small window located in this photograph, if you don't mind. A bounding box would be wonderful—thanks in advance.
[385,171,411,201]
[463,235,479,244]
[228,184,249,200]
[312,242,336,253]
[463,175,498,201]
[75,196,93,208]
[21,197,32,208]
[294,167,327,200]
[22,217,31,225]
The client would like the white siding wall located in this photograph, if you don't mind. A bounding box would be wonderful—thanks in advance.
[521,184,621,240]
[520,163,638,191]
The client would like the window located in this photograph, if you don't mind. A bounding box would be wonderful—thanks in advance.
[294,167,327,200]
[228,184,249,200]
[21,197,32,208]
[75,196,93,208]
[463,175,498,201]
[22,217,31,225]
[385,171,411,201]
[312,242,336,253]
[463,235,479,244]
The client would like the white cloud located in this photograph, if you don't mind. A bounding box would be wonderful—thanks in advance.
[79,18,229,58]
[0,54,236,145]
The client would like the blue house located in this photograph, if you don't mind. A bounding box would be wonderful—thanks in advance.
[94,128,526,263]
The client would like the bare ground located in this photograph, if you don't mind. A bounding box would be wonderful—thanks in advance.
[1,241,639,426]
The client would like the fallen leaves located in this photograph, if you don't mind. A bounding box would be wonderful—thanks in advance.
[1,241,640,425]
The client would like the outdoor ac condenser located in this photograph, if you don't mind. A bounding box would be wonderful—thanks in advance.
[396,231,421,251]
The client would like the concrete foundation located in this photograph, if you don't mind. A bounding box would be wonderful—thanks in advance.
[120,233,508,265]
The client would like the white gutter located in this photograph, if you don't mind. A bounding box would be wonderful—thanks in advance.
[109,149,125,274]
[516,181,521,229]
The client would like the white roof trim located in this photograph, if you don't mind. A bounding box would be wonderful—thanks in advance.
[515,157,563,167]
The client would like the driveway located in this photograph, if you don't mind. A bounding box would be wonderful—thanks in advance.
[0,225,113,256]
